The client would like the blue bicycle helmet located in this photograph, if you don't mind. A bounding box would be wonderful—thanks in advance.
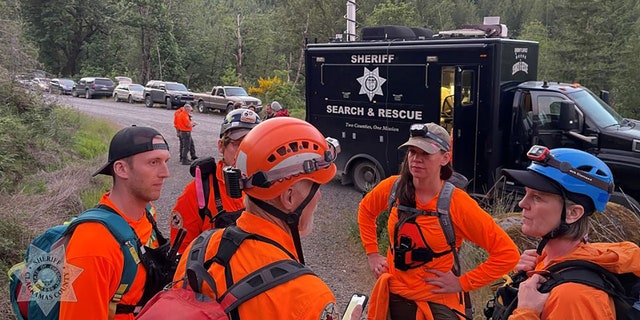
[526,147,613,212]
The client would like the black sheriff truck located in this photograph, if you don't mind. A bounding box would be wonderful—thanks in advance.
[305,25,640,208]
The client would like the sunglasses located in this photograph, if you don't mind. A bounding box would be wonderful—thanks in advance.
[526,145,612,192]
[409,124,450,152]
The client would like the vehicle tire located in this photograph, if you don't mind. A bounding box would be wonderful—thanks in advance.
[113,94,119,102]
[85,90,92,99]
[197,101,207,113]
[166,97,173,110]
[609,191,640,215]
[72,89,78,97]
[128,95,133,104]
[145,95,153,108]
[351,160,382,193]
[225,103,234,114]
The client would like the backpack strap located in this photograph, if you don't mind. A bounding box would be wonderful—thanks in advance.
[185,228,219,294]
[206,226,299,320]
[435,181,473,319]
[540,260,636,317]
[436,182,457,274]
[218,260,315,313]
[66,207,140,314]
[198,171,215,224]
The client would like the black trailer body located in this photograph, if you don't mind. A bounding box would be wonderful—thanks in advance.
[305,37,538,194]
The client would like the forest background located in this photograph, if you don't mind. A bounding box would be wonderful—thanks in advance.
[3,0,640,117]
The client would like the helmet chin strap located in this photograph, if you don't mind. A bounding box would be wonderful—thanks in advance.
[536,189,570,255]
[248,183,320,264]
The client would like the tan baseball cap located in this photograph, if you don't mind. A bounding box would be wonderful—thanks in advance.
[398,123,450,154]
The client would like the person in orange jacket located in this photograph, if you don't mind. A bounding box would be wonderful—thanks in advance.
[60,126,171,320]
[175,103,197,165]
[173,105,196,163]
[502,146,640,319]
[169,109,260,255]
[358,122,520,320]
[172,117,342,319]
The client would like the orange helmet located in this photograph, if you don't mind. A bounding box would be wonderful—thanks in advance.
[234,117,339,200]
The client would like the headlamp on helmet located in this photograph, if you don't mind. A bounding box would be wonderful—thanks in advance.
[223,137,341,198]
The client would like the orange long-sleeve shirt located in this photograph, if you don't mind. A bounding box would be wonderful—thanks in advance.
[509,241,640,320]
[60,193,160,320]
[358,176,520,317]
[174,108,192,132]
[169,161,245,254]
[172,213,339,320]
[173,107,183,129]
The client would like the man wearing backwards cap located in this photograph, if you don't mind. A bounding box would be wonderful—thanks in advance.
[358,122,519,320]
[501,146,640,319]
[60,126,171,320]
[169,109,261,255]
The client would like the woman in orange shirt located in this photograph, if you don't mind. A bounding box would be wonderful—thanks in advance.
[503,146,640,319]
[358,122,519,320]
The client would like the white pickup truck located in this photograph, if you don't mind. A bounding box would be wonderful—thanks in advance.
[193,86,262,114]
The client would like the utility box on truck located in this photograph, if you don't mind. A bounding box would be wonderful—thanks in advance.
[305,25,640,207]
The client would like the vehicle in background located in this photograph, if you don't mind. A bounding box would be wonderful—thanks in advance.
[143,80,194,110]
[113,83,145,103]
[305,23,640,209]
[72,77,115,99]
[115,76,133,85]
[32,78,51,91]
[49,78,76,95]
[193,86,262,114]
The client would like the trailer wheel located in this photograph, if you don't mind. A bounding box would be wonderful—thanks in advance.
[609,191,640,215]
[352,160,381,193]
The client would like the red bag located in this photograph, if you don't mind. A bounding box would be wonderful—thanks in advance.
[135,287,225,320]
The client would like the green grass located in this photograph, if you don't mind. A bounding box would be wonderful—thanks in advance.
[0,80,117,318]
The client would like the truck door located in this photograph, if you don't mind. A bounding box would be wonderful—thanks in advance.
[449,65,480,185]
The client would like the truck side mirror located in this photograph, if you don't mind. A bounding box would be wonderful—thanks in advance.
[599,90,610,105]
[559,100,578,131]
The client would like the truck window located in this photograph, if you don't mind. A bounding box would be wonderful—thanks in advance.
[441,67,455,132]
[535,95,564,129]
[461,70,473,106]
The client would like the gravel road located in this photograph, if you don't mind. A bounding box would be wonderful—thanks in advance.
[55,95,375,314]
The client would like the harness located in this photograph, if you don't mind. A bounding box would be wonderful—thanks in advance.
[387,178,472,319]
[192,158,243,228]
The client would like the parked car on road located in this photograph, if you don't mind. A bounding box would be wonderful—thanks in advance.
[113,83,145,103]
[193,86,262,114]
[143,80,194,109]
[115,76,133,85]
[72,77,115,99]
[49,78,75,95]
[32,78,51,92]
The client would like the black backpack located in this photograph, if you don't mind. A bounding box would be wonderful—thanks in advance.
[484,260,640,320]
[189,157,243,228]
